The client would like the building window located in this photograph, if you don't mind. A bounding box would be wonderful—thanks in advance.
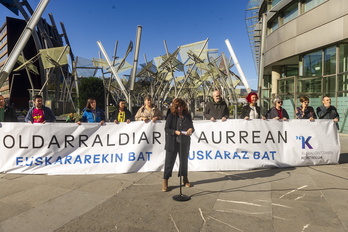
[269,17,279,33]
[272,0,282,7]
[323,75,336,96]
[304,0,326,12]
[324,46,336,75]
[303,50,322,76]
[279,78,294,94]
[339,44,348,73]
[282,65,299,77]
[283,3,298,24]
[338,73,348,92]
[298,76,322,93]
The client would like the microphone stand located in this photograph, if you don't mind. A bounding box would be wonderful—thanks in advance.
[173,133,191,201]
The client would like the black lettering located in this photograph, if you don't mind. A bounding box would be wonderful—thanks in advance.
[79,135,88,147]
[197,132,208,143]
[92,134,103,147]
[48,135,60,148]
[119,133,129,145]
[239,131,248,144]
[252,131,261,143]
[212,131,222,144]
[3,135,15,148]
[65,135,74,148]
[153,132,161,144]
[33,135,44,148]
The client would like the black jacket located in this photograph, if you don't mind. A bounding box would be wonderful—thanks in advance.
[204,100,229,120]
[265,107,290,119]
[110,108,134,122]
[2,106,18,122]
[240,105,261,119]
[165,113,194,152]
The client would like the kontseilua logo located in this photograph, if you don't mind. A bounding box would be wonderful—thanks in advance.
[296,136,313,149]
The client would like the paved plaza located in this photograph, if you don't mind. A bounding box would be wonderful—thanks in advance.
[0,133,347,232]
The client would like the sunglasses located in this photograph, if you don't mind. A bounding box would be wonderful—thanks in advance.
[277,101,283,104]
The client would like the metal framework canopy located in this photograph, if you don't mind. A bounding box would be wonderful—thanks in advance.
[246,0,262,72]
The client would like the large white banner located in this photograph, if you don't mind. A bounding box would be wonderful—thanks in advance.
[0,119,340,175]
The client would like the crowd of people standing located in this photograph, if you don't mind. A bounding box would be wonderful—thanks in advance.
[0,91,341,192]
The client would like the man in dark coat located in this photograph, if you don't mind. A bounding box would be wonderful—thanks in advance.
[203,90,229,121]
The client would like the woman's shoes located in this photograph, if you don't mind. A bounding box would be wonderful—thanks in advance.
[183,176,191,187]
[162,179,168,192]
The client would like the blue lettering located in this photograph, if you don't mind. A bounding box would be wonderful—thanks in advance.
[146,152,152,161]
[233,152,241,159]
[129,152,136,161]
[215,150,223,159]
[224,151,231,159]
[270,151,276,160]
[102,154,109,163]
[45,157,52,165]
[55,156,63,164]
[115,153,123,162]
[25,157,33,166]
[205,150,212,159]
[85,155,92,163]
[16,157,23,166]
[74,155,82,164]
[94,154,100,163]
[65,156,72,164]
[34,157,43,165]
[242,151,249,159]
[138,152,145,161]
[197,150,204,160]
[253,152,260,159]
[262,152,270,160]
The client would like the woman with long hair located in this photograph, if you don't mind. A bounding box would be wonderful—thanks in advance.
[162,98,194,192]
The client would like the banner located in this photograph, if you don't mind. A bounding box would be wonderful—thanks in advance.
[0,120,340,175]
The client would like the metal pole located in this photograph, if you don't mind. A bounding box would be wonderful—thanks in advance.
[164,40,177,97]
[129,26,142,114]
[258,13,267,106]
[97,41,129,102]
[0,0,50,87]
[225,39,251,93]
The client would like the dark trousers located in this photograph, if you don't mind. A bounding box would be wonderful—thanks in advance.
[163,141,190,179]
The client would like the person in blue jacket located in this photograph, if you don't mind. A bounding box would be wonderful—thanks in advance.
[77,97,105,125]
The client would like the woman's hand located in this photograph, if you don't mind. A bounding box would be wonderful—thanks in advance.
[175,130,181,136]
[186,128,193,136]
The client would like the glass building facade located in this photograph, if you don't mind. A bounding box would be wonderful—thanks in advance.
[246,0,348,133]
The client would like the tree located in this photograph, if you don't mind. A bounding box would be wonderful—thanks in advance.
[78,77,105,111]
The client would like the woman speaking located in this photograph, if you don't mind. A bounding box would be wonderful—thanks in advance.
[162,98,194,192]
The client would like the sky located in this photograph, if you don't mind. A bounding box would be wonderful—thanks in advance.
[0,0,258,90]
